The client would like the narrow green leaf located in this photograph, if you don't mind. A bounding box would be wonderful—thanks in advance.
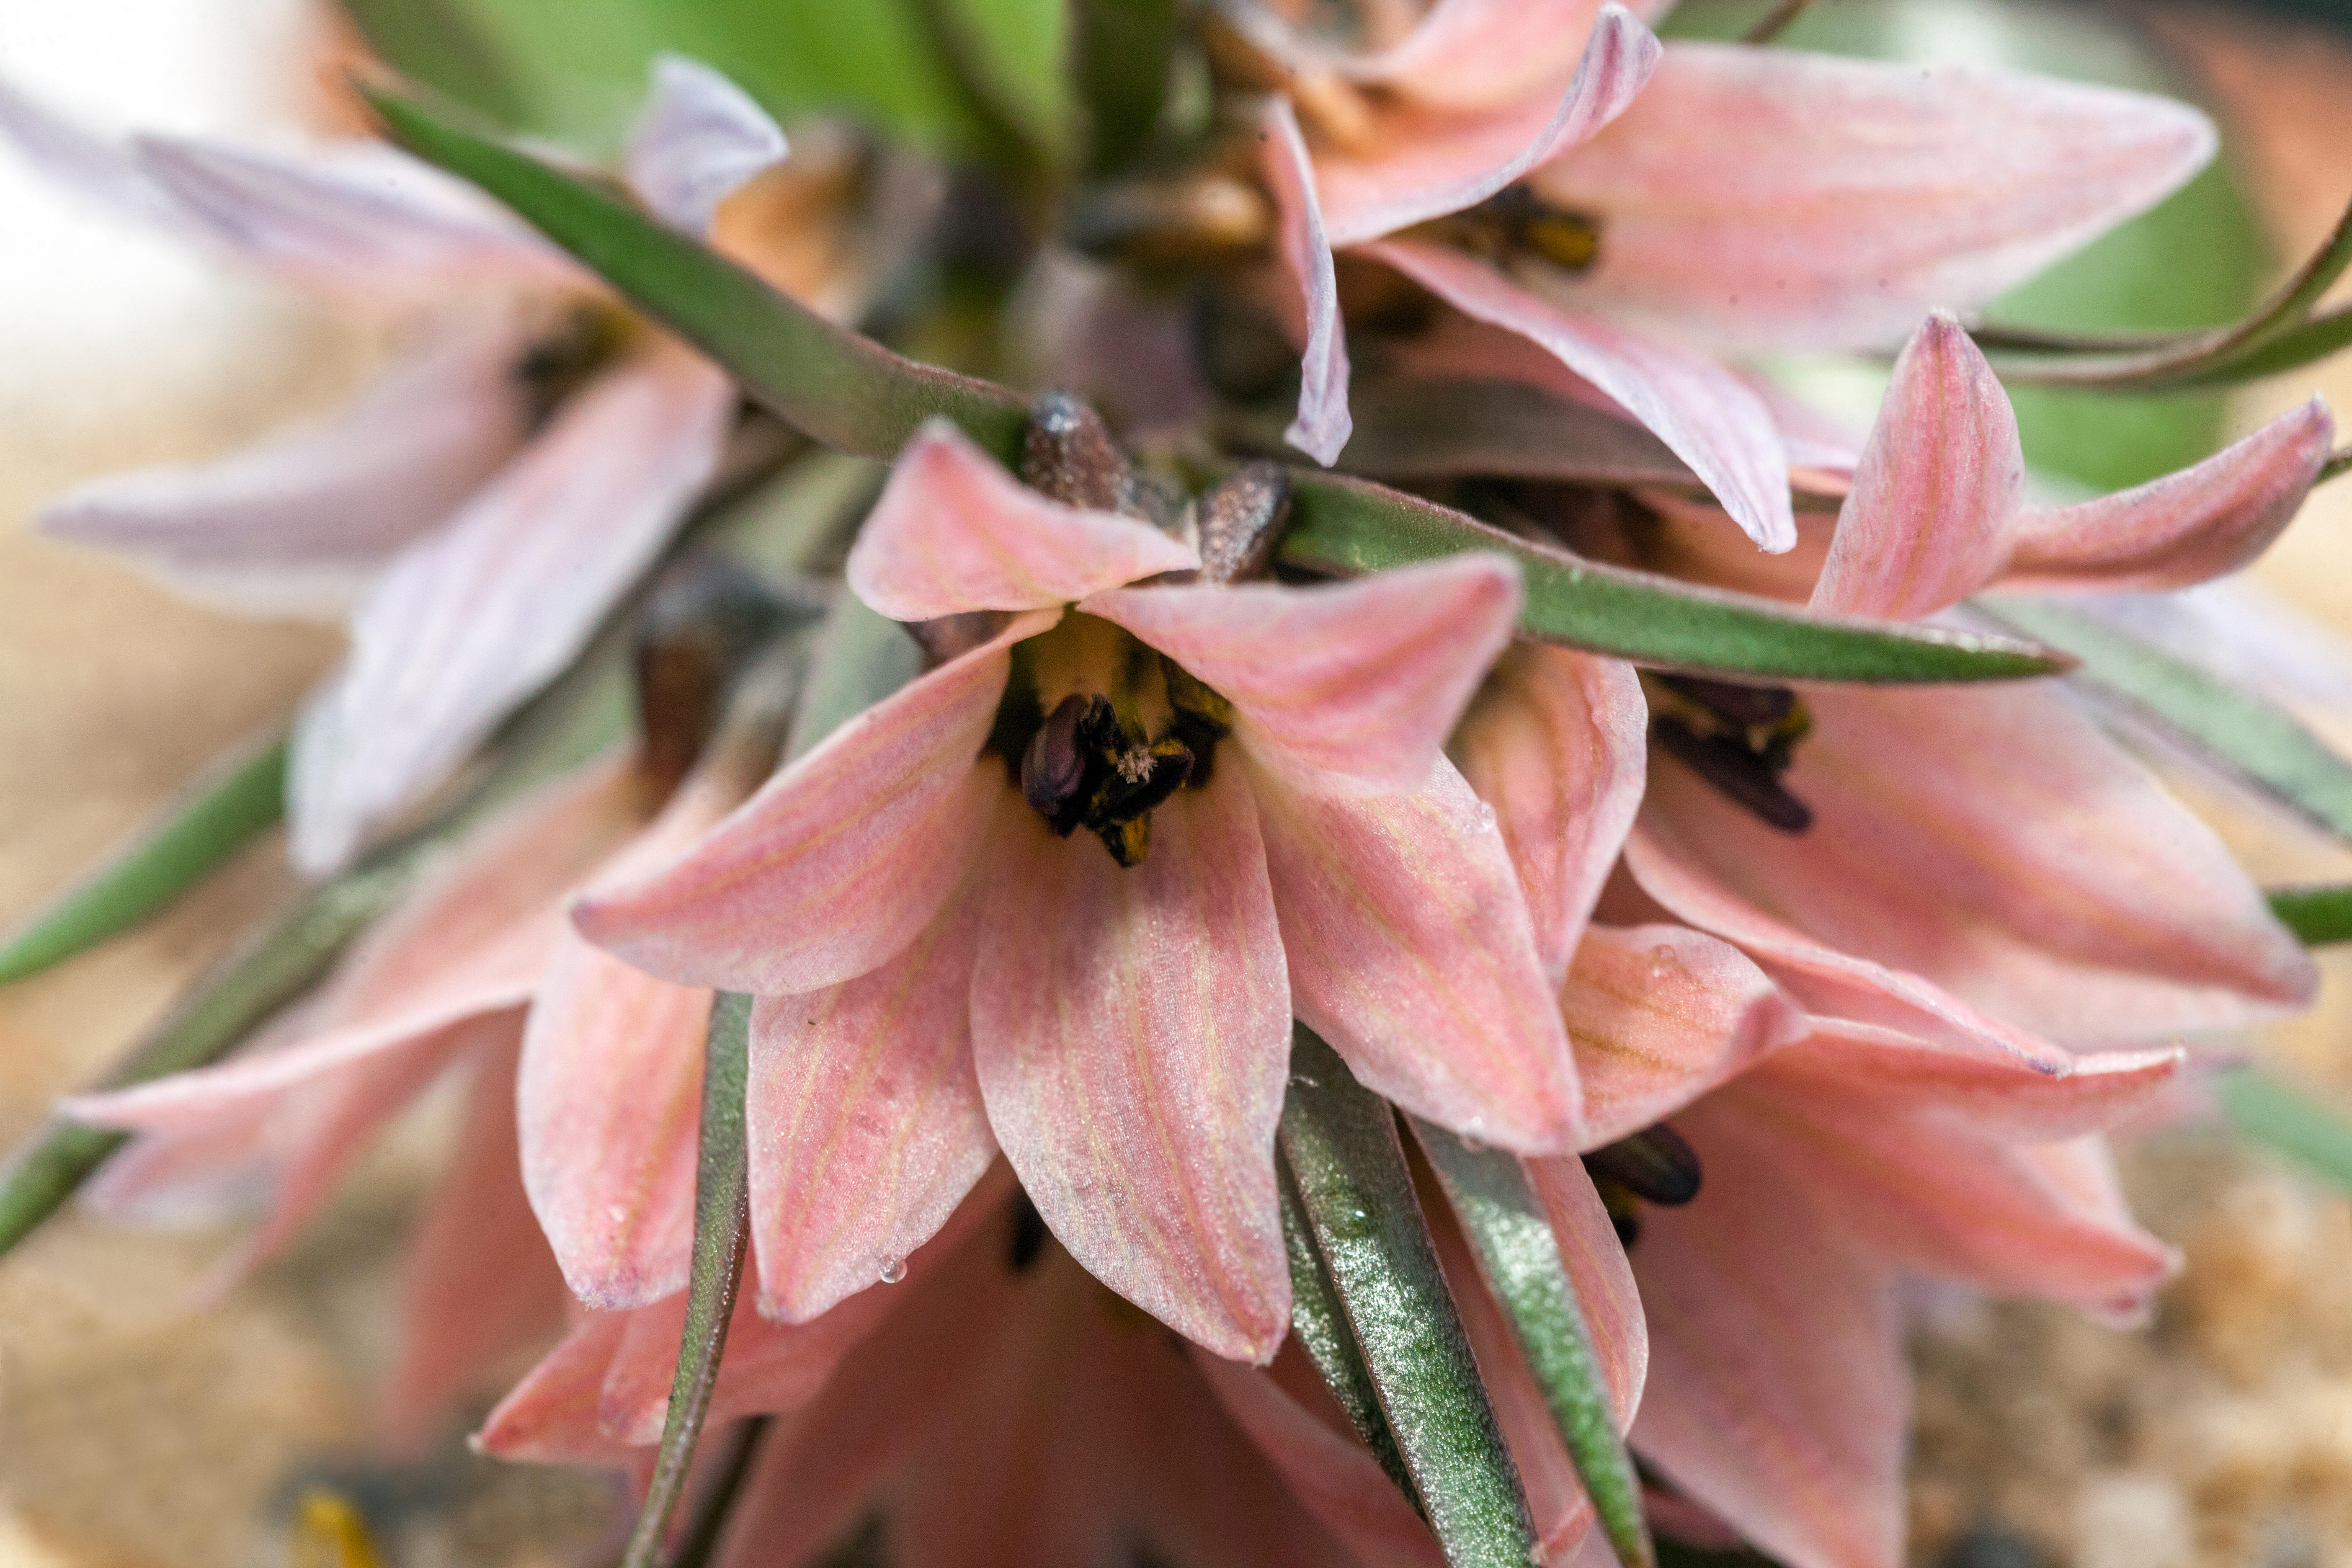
[336,0,531,127]
[2265,885,2352,947]
[1277,1157,1420,1507]
[2168,306,2352,390]
[366,89,1030,466]
[0,852,418,1256]
[2219,1067,2352,1192]
[622,990,753,1568]
[2321,447,2352,487]
[1980,596,2352,843]
[1071,0,1179,174]
[1279,1028,1539,1568]
[1280,471,2070,683]
[0,727,289,985]
[1413,1119,1654,1568]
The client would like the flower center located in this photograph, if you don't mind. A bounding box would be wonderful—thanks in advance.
[990,613,1233,867]
[1412,182,1606,275]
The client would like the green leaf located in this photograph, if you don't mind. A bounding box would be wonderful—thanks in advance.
[2265,885,2352,947]
[1071,0,1179,174]
[1280,471,2070,683]
[2219,1068,2352,1192]
[0,852,418,1256]
[1413,1119,1654,1568]
[1279,1028,1539,1568]
[1979,597,2352,843]
[367,89,1031,465]
[339,0,532,127]
[1277,1157,1420,1506]
[621,990,754,1568]
[0,728,288,985]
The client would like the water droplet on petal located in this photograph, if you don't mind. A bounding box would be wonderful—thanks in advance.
[1647,943,1679,982]
[607,1204,629,1224]
[878,1257,908,1284]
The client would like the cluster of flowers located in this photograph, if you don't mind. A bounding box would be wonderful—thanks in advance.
[4,2,2344,1565]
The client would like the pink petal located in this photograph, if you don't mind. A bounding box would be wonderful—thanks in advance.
[475,1308,641,1465]
[1342,0,1609,111]
[970,771,1293,1362]
[1808,314,2021,620]
[1315,5,1661,248]
[573,612,1052,994]
[1450,645,1646,977]
[2001,399,2335,594]
[289,343,735,873]
[1260,97,1352,466]
[1523,1153,1648,1422]
[1083,553,1521,797]
[1256,757,1583,1153]
[1789,1019,2182,1143]
[1563,922,1806,1148]
[518,935,712,1308]
[748,885,996,1322]
[1723,1051,2178,1318]
[1193,1346,1444,1568]
[384,1040,570,1438]
[1534,43,2217,351]
[130,135,570,293]
[0,75,193,231]
[623,55,788,237]
[1639,681,2318,1041]
[36,322,540,615]
[1367,238,1795,552]
[1627,1096,1908,1568]
[846,423,1199,621]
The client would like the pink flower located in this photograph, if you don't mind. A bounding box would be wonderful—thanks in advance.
[485,1176,1403,1568]
[573,422,1562,1361]
[0,60,787,872]
[1247,0,2216,558]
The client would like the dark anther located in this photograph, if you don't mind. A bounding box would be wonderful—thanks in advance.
[1583,1123,1704,1207]
[1651,714,1815,833]
[1414,183,1604,273]
[1196,462,1292,585]
[1655,673,1798,732]
[1022,694,1096,820]
[1007,1191,1050,1273]
[632,554,794,796]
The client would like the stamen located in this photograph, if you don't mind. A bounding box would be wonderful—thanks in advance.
[1651,716,1815,833]
[1582,1123,1704,1207]
[1654,673,1798,732]
[1413,183,1605,275]
[1021,693,1096,820]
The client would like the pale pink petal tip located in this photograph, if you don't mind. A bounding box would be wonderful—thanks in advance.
[1086,552,1522,796]
[1810,310,2021,620]
[846,422,1199,622]
[0,75,186,229]
[1260,98,1352,467]
[624,54,788,237]
[2003,397,2335,594]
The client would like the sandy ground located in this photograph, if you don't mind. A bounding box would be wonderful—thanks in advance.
[2,3,2352,1565]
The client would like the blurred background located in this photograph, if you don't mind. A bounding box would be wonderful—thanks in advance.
[2,1,2351,1563]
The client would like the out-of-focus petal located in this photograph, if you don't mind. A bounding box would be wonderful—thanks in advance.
[1627,1097,1907,1568]
[623,55,788,237]
[384,1039,570,1438]
[1260,97,1352,465]
[1563,922,1805,1147]
[1451,645,1646,977]
[289,343,734,873]
[1342,0,1606,110]
[1257,757,1582,1153]
[37,321,540,616]
[474,1309,640,1465]
[846,423,1199,622]
[1809,315,2021,620]
[2001,399,2334,594]
[132,135,572,292]
[971,772,1293,1362]
[1084,554,1521,797]
[1640,681,2318,1041]
[1788,1019,2181,1143]
[1315,5,1661,247]
[573,612,1052,994]
[1535,43,2217,351]
[1366,238,1794,552]
[748,885,996,1322]
[0,75,191,229]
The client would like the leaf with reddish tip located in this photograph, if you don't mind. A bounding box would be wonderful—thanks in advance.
[1278,1027,1542,1568]
[1277,469,2068,682]
[368,88,1032,464]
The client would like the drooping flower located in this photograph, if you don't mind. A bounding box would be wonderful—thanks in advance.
[573,418,1565,1361]
[0,59,795,872]
[1238,0,2218,558]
